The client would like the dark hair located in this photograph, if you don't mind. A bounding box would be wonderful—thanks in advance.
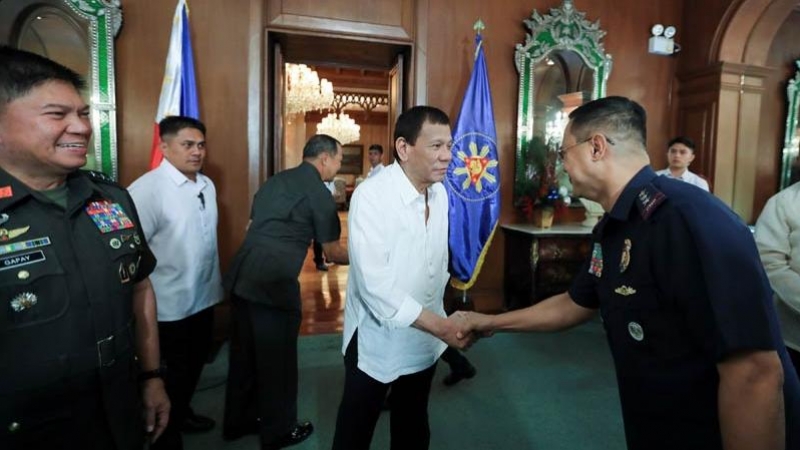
[0,46,85,111]
[393,106,450,159]
[303,134,341,159]
[368,144,384,154]
[159,116,206,139]
[667,136,695,152]
[569,96,647,148]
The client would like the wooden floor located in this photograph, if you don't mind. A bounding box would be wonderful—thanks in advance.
[298,211,349,335]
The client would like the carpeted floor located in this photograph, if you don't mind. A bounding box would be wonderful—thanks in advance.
[185,319,625,450]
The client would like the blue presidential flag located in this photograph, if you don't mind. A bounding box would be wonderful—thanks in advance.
[446,32,499,290]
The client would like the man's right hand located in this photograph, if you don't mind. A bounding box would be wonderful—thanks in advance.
[439,312,477,350]
[455,311,495,340]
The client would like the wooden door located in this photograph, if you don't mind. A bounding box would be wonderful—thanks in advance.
[388,53,404,164]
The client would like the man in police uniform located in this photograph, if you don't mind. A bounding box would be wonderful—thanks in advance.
[0,46,169,449]
[223,134,349,449]
[460,96,800,449]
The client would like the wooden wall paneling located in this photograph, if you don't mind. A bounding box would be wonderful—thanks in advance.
[732,67,771,221]
[678,0,736,74]
[270,42,284,177]
[389,53,404,156]
[678,107,713,177]
[266,0,414,41]
[716,80,740,205]
[249,0,265,201]
[678,68,721,192]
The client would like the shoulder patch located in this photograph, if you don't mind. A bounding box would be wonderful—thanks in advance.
[635,184,667,220]
[82,170,120,186]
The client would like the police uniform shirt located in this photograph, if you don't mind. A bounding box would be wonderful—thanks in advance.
[569,166,800,450]
[0,168,156,449]
[225,161,340,306]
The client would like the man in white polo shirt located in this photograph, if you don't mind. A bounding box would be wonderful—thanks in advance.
[129,116,223,450]
[331,106,473,450]
[655,136,710,191]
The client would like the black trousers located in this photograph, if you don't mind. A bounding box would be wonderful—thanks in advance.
[151,306,215,450]
[224,295,301,446]
[440,346,471,372]
[331,334,437,450]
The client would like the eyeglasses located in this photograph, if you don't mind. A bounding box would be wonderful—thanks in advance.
[557,135,616,160]
[557,138,591,160]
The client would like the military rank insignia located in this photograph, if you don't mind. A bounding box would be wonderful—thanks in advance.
[0,226,30,242]
[85,201,134,233]
[614,285,637,296]
[620,239,632,273]
[589,243,603,277]
[636,185,666,220]
[10,292,37,312]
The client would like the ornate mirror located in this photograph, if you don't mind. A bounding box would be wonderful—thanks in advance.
[0,0,122,178]
[514,0,612,204]
[780,60,800,189]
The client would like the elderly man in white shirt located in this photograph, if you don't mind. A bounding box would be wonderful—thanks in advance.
[128,116,223,450]
[755,182,800,377]
[331,106,473,450]
[655,136,710,191]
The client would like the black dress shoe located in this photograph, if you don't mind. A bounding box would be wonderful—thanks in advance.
[181,412,216,433]
[442,364,477,386]
[263,421,314,449]
[316,263,328,271]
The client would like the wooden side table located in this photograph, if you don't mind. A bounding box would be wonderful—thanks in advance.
[502,223,592,310]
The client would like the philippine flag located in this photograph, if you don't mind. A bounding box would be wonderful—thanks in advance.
[149,0,199,169]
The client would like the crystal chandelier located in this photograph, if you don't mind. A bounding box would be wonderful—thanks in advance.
[317,112,360,145]
[285,63,334,115]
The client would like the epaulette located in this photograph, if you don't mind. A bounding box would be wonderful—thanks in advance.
[635,184,667,220]
[82,170,121,187]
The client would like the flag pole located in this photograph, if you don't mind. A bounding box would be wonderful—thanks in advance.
[460,18,485,306]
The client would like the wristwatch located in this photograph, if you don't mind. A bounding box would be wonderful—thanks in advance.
[138,366,166,382]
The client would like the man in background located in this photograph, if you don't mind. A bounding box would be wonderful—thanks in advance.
[332,106,473,450]
[367,143,385,178]
[0,46,169,449]
[655,136,709,191]
[755,183,800,378]
[224,134,348,449]
[462,96,799,450]
[129,116,223,450]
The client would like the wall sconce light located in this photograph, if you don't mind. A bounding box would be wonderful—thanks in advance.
[649,24,679,55]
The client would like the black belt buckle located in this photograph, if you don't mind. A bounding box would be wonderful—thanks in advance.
[96,334,116,368]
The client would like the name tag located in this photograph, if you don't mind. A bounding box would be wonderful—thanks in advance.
[0,250,46,271]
